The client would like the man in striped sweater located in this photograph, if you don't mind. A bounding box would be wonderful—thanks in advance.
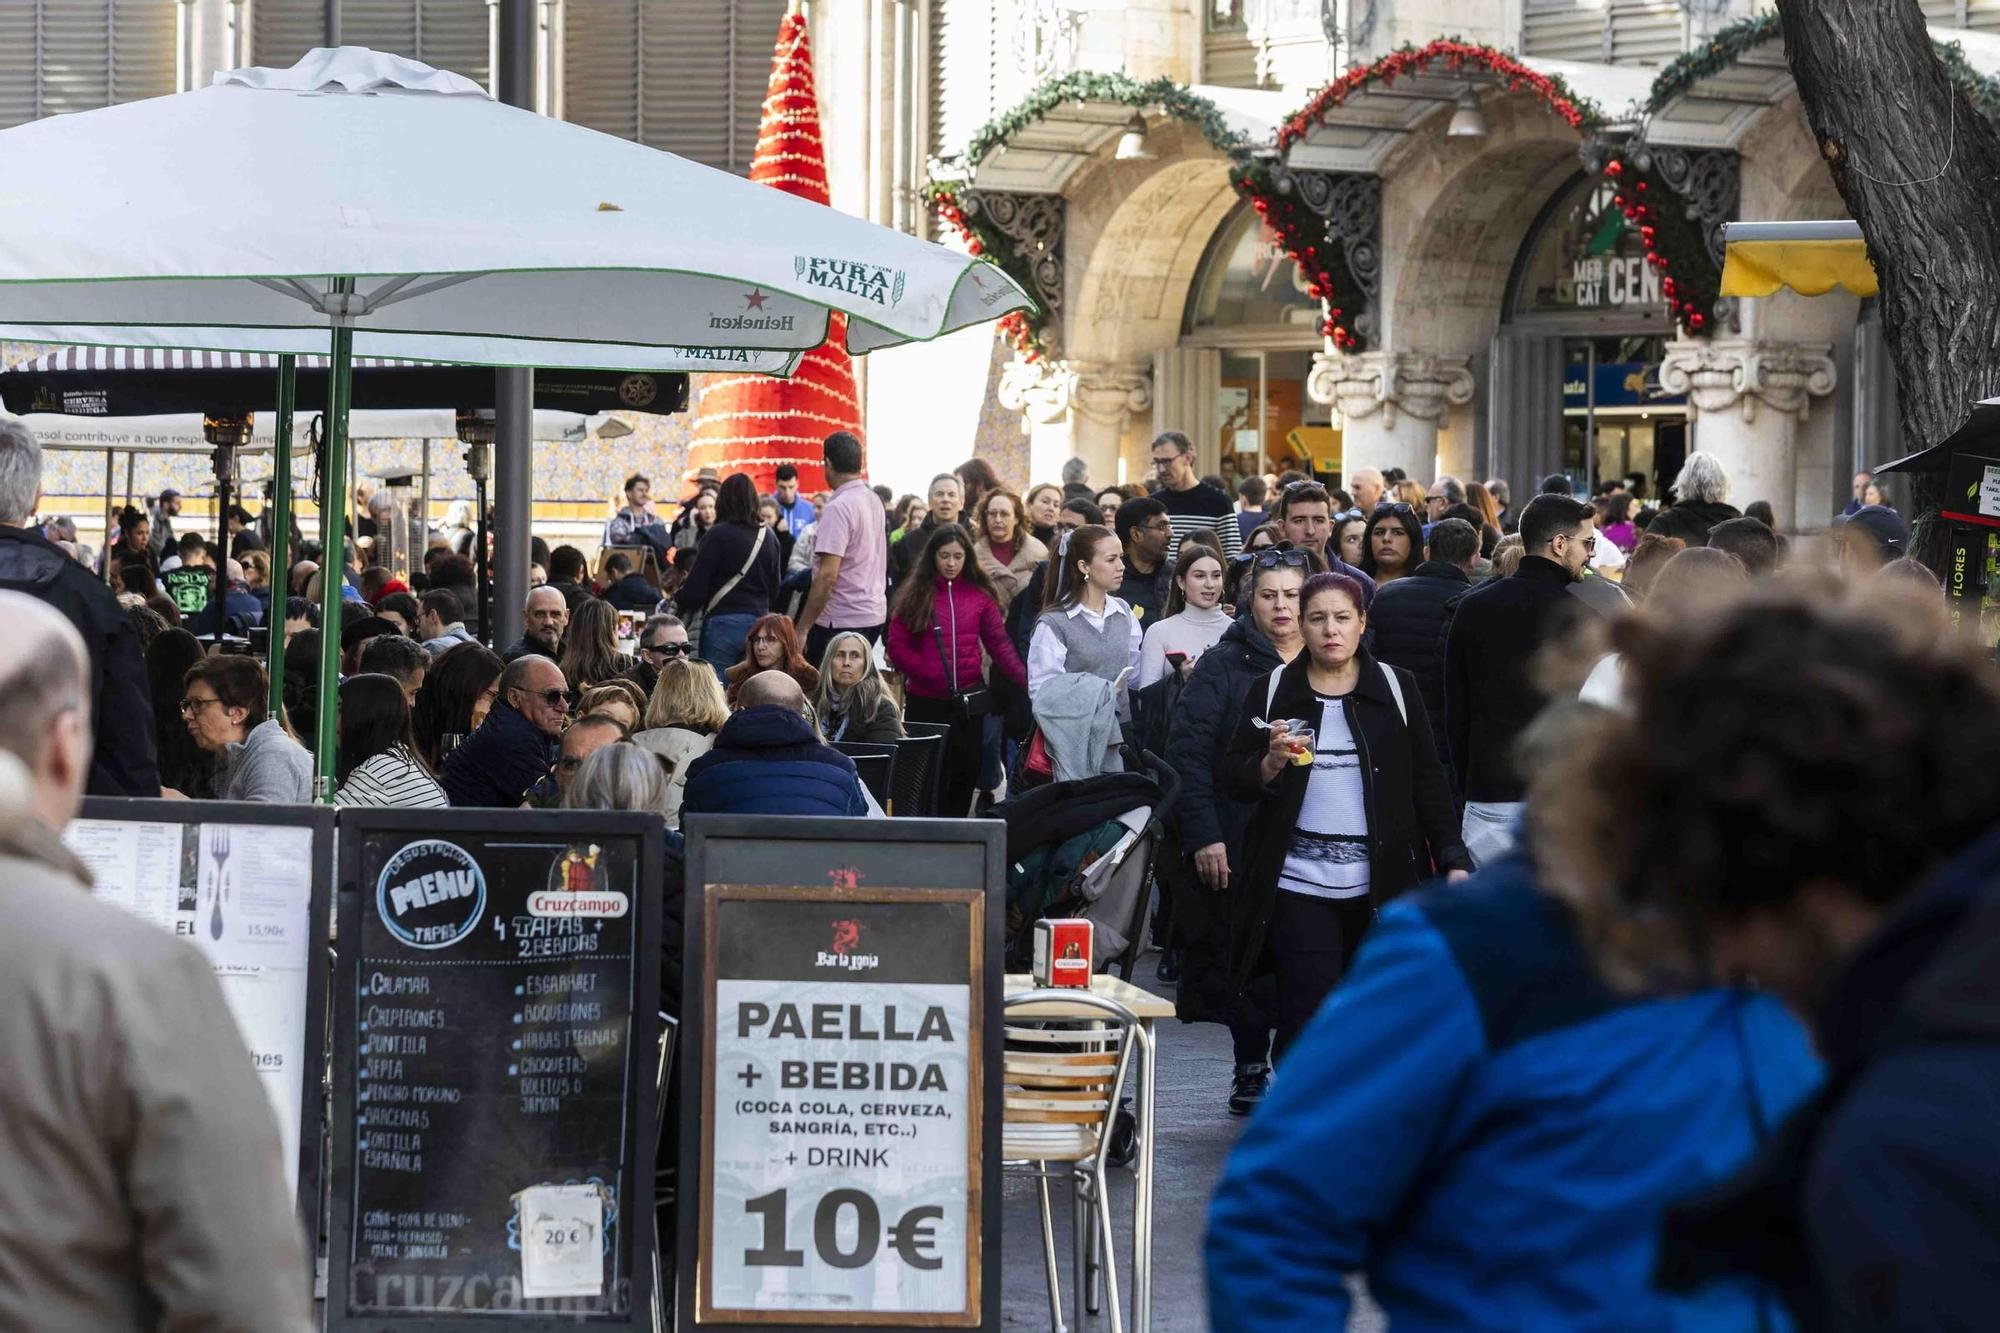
[1150,430,1242,561]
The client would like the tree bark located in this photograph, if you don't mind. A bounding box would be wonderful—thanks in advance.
[1776,0,2000,566]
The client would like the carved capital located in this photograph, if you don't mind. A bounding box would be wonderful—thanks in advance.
[1658,338,1837,424]
[997,357,1150,430]
[1308,348,1474,429]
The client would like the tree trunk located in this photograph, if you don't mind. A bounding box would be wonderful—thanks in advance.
[1776,0,2000,566]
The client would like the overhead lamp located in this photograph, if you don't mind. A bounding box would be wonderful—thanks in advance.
[454,408,496,447]
[1114,113,1154,162]
[1447,87,1489,139]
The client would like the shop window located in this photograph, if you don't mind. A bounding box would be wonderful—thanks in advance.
[1511,174,1673,321]
[252,0,491,86]
[0,0,176,130]
[1186,203,1321,333]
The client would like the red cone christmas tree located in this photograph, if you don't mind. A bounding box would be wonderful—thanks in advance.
[685,3,860,494]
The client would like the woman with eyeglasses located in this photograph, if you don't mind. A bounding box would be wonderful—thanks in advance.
[1165,543,1321,1115]
[335,672,447,807]
[631,656,729,828]
[1223,571,1470,1056]
[972,489,1048,612]
[814,631,904,743]
[723,612,820,704]
[182,655,313,803]
[1361,504,1424,587]
[889,523,1026,815]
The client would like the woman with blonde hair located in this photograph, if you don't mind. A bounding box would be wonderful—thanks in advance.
[1393,478,1428,509]
[972,488,1048,610]
[577,680,646,733]
[631,656,730,827]
[558,597,634,691]
[813,631,904,743]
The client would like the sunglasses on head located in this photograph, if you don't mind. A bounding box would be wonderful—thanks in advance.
[1375,502,1419,519]
[1233,545,1311,570]
[1332,507,1365,522]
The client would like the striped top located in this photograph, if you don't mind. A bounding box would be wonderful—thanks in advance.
[1279,697,1371,900]
[336,747,448,809]
[1159,482,1243,561]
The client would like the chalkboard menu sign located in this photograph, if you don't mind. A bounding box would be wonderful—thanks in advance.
[330,808,661,1331]
[680,816,1003,1331]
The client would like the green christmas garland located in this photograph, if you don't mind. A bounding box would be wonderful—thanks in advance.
[925,74,1250,360]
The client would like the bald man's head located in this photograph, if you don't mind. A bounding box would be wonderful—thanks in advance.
[737,669,806,714]
[0,592,91,829]
[522,585,568,652]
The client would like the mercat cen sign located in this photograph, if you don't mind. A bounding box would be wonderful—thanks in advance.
[795,256,906,307]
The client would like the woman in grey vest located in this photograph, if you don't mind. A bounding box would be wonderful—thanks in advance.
[1028,525,1142,778]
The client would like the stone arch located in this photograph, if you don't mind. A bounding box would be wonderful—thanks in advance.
[1063,120,1241,367]
[1379,97,1587,357]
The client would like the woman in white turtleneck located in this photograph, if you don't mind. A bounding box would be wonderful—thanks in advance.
[1137,545,1233,687]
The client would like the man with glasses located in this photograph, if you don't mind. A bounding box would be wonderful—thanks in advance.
[441,653,569,807]
[622,612,691,698]
[1443,494,1599,864]
[1424,475,1465,526]
[1114,496,1176,625]
[1150,430,1242,560]
[532,712,626,808]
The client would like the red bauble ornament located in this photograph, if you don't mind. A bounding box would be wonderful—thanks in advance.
[1606,160,1624,177]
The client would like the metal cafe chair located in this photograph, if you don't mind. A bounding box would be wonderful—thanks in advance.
[1002,989,1141,1333]
[832,740,897,809]
[885,729,945,817]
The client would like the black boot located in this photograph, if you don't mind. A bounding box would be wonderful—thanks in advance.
[1227,1061,1271,1117]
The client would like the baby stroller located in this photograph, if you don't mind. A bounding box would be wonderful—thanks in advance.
[989,748,1180,980]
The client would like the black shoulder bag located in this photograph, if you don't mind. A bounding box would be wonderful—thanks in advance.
[932,621,994,722]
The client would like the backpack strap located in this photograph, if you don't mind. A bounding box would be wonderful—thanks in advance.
[1379,661,1407,725]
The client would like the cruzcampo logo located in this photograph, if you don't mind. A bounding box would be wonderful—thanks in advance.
[795,255,906,307]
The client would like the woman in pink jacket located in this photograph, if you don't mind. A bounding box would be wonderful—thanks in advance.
[887,523,1027,816]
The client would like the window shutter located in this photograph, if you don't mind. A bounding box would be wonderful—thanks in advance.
[0,1,174,130]
[1521,0,1606,62]
[566,0,782,176]
[1607,1,1683,63]
[0,5,43,127]
[254,0,489,83]
[562,0,639,141]
[1917,0,1961,22]
[929,0,992,160]
[251,0,329,70]
[1967,0,2000,30]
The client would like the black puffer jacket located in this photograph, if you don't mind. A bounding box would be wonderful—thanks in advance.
[1164,615,1287,1024]
[0,524,159,796]
[1366,560,1470,793]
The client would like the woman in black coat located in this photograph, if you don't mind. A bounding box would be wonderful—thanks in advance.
[1224,569,1471,1056]
[1163,545,1315,1115]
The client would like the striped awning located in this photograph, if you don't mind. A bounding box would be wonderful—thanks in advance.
[5,345,426,374]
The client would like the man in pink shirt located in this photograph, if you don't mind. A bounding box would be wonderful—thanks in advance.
[797,432,888,664]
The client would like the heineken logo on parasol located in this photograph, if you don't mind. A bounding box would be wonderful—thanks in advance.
[796,256,906,307]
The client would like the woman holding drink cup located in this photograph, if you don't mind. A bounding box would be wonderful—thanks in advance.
[1223,571,1471,1055]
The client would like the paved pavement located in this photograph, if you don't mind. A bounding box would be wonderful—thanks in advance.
[997,974,1385,1331]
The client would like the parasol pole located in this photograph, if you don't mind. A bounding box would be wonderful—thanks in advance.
[267,353,296,721]
[314,284,355,801]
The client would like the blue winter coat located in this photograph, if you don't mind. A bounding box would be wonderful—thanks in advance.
[681,705,868,818]
[1206,855,1821,1332]
[440,699,555,808]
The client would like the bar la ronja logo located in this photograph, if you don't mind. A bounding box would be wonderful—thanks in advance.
[376,839,487,949]
[528,843,630,919]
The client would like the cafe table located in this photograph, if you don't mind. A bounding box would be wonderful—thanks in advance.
[1004,972,1175,1333]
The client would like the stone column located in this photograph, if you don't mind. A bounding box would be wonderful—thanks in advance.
[1658,338,1837,532]
[999,356,1152,489]
[1309,348,1474,484]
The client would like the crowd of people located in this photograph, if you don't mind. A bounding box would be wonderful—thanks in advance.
[4,397,1990,1329]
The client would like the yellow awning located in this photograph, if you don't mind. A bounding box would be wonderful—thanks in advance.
[1720,221,1878,299]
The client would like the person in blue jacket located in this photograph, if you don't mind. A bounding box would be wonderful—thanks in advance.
[1205,848,1821,1331]
[681,671,868,819]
